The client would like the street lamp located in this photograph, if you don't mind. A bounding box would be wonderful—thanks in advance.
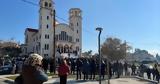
[96,27,103,84]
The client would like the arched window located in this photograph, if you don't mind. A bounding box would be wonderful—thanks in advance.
[61,31,67,41]
[77,23,79,26]
[45,2,48,7]
[49,3,52,7]
[47,16,49,20]
[77,30,78,34]
[64,32,67,41]
[62,32,64,40]
[76,46,79,51]
[60,34,62,40]
[44,44,49,50]
[59,34,61,40]
[46,24,49,28]
[66,35,68,41]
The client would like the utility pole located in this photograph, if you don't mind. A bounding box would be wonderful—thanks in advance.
[53,9,56,74]
[107,58,110,84]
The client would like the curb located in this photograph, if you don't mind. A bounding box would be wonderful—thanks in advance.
[134,76,158,84]
[0,74,19,84]
[0,77,14,84]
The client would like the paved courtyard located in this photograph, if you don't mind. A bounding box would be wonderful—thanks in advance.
[44,78,154,84]
[109,78,153,84]
[0,74,156,84]
[0,79,13,84]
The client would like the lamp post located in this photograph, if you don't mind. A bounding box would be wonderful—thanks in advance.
[96,27,103,84]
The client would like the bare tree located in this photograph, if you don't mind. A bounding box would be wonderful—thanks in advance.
[0,40,21,58]
[101,37,131,61]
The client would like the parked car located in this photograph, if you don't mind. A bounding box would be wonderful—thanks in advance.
[0,63,12,75]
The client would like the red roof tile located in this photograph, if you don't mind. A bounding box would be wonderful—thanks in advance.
[26,28,38,32]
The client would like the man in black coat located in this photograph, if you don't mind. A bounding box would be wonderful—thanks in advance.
[124,62,128,76]
[42,58,49,73]
[49,58,55,74]
[71,59,76,74]
[146,68,151,79]
[76,58,83,80]
[89,58,96,80]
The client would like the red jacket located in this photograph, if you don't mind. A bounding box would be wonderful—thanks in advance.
[58,64,70,76]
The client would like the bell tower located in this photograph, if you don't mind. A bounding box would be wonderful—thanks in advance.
[39,0,55,58]
[69,8,82,56]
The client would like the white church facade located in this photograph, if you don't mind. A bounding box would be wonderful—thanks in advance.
[22,0,82,58]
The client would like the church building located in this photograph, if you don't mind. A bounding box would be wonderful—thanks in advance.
[22,0,82,58]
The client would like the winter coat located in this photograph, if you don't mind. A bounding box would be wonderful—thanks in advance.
[22,65,48,84]
[82,61,90,74]
[58,64,70,76]
[90,60,96,72]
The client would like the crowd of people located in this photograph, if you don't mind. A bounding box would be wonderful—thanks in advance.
[64,58,138,80]
[139,63,160,82]
[13,53,69,84]
[3,53,159,84]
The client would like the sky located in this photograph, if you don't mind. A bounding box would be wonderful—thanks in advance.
[0,0,160,56]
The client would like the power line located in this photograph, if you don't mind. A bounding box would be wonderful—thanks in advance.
[55,15,69,23]
[21,0,68,23]
[21,0,106,39]
[21,0,38,6]
[20,0,107,39]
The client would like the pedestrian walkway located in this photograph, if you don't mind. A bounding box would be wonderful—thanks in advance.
[44,78,107,84]
[0,74,155,84]
[44,78,153,84]
[0,74,17,84]
[110,78,153,84]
